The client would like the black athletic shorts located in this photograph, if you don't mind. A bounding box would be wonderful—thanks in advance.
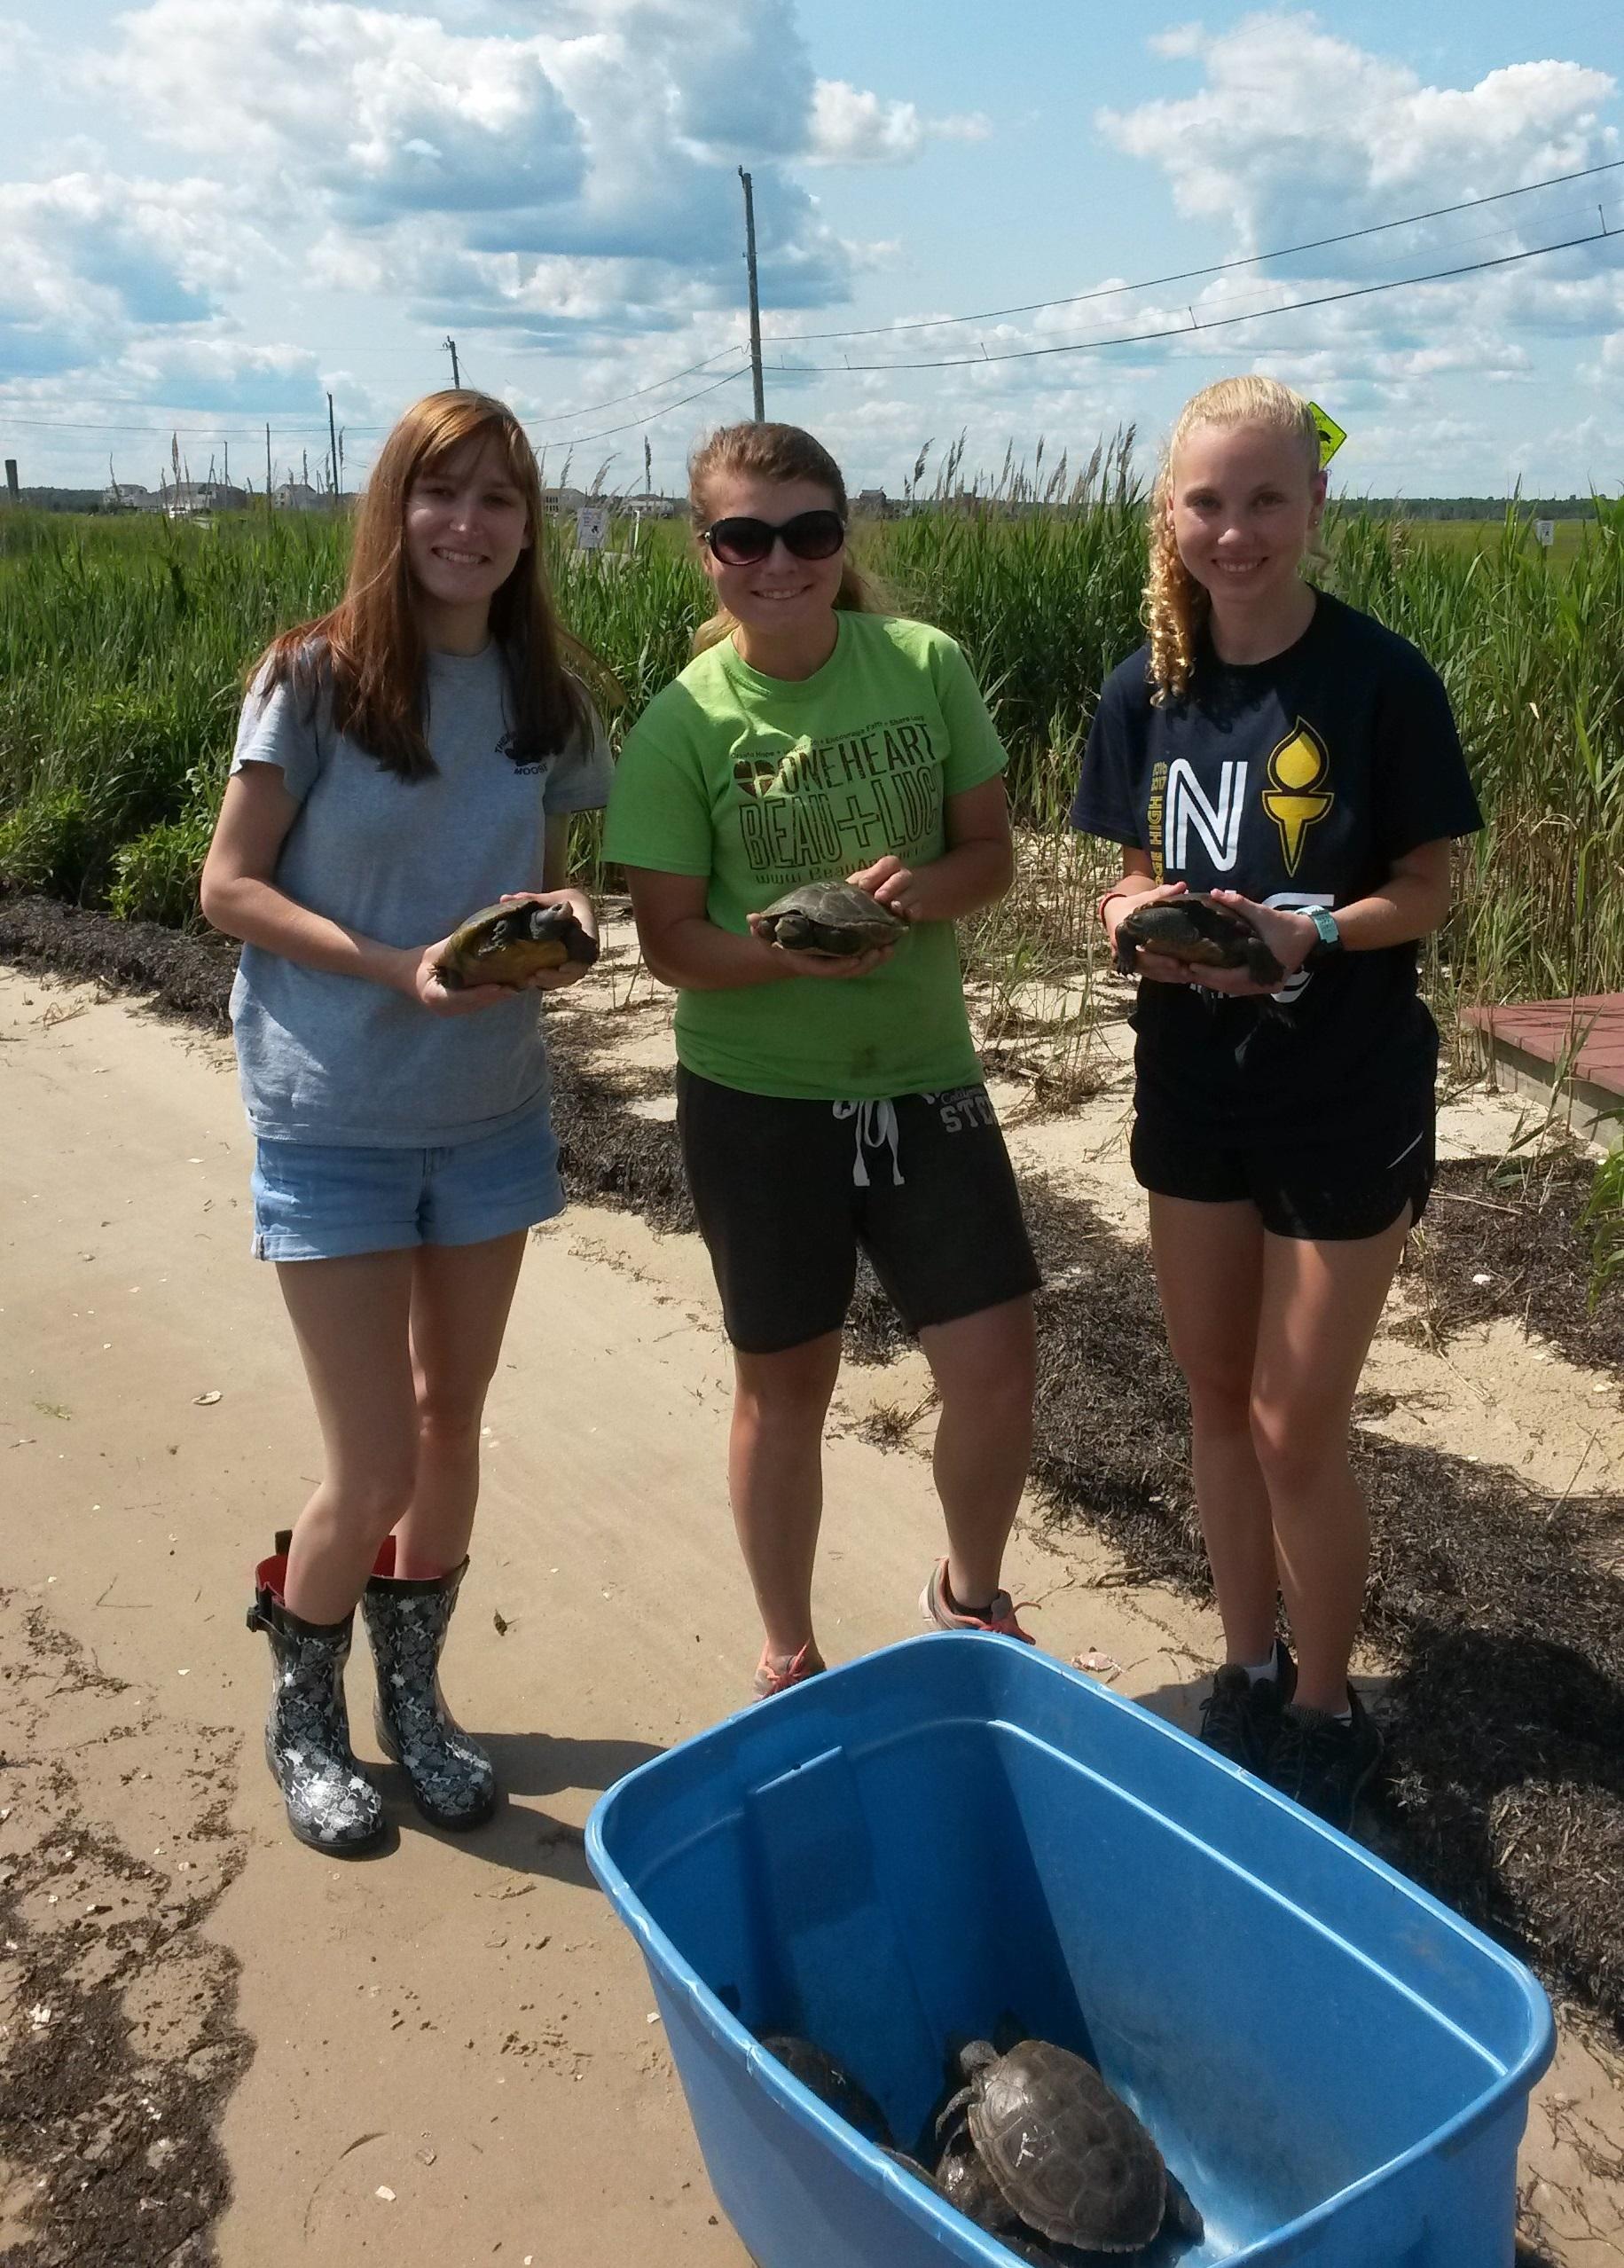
[676,1067,1040,1354]
[1130,1105,1435,1242]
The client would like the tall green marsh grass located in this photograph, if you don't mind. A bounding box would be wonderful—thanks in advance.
[3,483,1620,1021]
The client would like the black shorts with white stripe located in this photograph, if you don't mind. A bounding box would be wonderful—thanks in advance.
[1129,1106,1436,1241]
[676,1067,1040,1353]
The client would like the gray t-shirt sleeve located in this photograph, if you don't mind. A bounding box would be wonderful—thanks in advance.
[230,668,323,804]
[542,692,615,815]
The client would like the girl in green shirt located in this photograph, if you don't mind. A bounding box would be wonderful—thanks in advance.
[606,421,1039,1699]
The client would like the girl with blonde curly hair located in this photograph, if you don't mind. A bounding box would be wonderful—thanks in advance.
[1071,375,1482,1830]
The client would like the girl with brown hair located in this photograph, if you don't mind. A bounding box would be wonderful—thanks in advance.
[1073,375,1481,1831]
[201,390,611,1855]
[606,420,1039,1702]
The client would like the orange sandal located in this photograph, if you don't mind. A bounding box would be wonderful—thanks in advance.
[751,1643,827,1701]
[920,1559,1036,1642]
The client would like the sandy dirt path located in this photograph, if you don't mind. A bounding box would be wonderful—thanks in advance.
[2,961,1620,2266]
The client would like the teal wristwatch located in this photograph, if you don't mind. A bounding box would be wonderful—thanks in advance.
[1304,905,1343,964]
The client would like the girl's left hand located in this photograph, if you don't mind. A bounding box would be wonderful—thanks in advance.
[1184,890,1317,995]
[846,855,922,919]
[497,888,600,991]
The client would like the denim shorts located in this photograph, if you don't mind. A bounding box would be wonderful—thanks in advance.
[250,1099,565,1261]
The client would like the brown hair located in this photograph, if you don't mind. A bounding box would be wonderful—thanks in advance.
[1144,376,1323,704]
[252,389,594,781]
[687,421,888,655]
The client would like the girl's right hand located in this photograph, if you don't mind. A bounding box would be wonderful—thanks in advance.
[1109,879,1196,985]
[401,941,514,1016]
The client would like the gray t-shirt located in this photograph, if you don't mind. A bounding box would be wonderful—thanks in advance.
[228,644,612,1146]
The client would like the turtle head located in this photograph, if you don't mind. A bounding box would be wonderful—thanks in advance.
[957,2038,999,2077]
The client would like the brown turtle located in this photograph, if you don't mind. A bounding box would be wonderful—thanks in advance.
[937,2037,1203,2256]
[435,899,599,990]
[755,882,906,957]
[757,2033,893,2147]
[1115,893,1283,987]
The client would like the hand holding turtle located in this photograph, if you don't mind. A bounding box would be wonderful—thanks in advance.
[1190,889,1315,994]
[1105,879,1191,985]
[846,853,922,920]
[747,879,905,979]
[400,940,515,1017]
[494,888,600,991]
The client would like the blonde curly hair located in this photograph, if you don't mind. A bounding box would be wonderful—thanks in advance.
[1145,376,1323,704]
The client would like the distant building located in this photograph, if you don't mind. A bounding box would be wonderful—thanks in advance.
[103,482,163,514]
[624,495,679,521]
[542,486,589,519]
[273,480,327,513]
[161,479,249,518]
[852,488,891,518]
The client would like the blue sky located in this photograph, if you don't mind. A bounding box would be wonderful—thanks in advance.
[4,1,1620,498]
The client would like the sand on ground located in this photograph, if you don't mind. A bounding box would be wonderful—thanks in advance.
[1,946,1620,2266]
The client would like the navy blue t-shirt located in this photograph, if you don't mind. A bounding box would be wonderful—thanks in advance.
[1071,593,1482,1146]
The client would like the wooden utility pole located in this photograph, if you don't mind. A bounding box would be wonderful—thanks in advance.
[327,392,341,499]
[265,423,273,521]
[738,168,765,420]
[444,336,461,388]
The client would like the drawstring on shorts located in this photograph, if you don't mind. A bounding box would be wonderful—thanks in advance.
[833,1098,905,1189]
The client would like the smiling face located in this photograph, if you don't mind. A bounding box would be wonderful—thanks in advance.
[1168,420,1325,627]
[695,470,846,658]
[403,431,530,641]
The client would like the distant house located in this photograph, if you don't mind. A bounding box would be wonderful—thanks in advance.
[162,479,249,518]
[274,480,327,513]
[624,495,679,521]
[103,482,163,514]
[542,486,589,519]
[852,488,891,519]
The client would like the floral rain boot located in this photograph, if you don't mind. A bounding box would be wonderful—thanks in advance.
[362,1541,497,1831]
[246,1534,384,1856]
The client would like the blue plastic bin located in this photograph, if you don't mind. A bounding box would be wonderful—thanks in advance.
[587,1635,1553,2267]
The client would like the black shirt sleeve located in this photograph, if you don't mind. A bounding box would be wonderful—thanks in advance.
[1071,657,1149,848]
[1370,641,1483,863]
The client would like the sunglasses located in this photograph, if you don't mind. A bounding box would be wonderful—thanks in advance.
[701,510,847,567]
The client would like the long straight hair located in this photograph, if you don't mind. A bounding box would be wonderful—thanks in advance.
[687,421,888,655]
[252,390,593,781]
[1145,376,1323,704]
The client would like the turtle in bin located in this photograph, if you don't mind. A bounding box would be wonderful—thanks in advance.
[434,899,598,990]
[755,881,906,958]
[757,2033,894,2147]
[935,2037,1204,2257]
[1115,892,1284,988]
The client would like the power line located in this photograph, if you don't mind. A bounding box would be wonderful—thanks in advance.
[759,155,1624,346]
[1,364,751,449]
[764,224,1620,375]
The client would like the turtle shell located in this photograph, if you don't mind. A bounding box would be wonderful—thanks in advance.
[1115,893,1283,986]
[435,900,599,990]
[758,2033,893,2146]
[757,881,906,956]
[959,2038,1167,2252]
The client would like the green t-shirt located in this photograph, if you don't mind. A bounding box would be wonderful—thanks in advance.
[605,612,1007,1100]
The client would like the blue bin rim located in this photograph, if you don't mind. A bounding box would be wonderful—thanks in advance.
[586,1634,1556,2264]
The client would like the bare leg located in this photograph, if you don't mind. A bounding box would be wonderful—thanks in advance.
[276,1251,418,1625]
[918,1295,1035,1609]
[728,1331,843,1668]
[1251,1212,1410,1713]
[1147,1195,1275,1665]
[391,1230,530,1579]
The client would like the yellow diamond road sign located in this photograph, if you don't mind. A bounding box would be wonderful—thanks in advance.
[1308,403,1347,468]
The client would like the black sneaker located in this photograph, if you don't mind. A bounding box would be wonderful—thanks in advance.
[1267,1688,1384,1831]
[1198,1640,1297,1771]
